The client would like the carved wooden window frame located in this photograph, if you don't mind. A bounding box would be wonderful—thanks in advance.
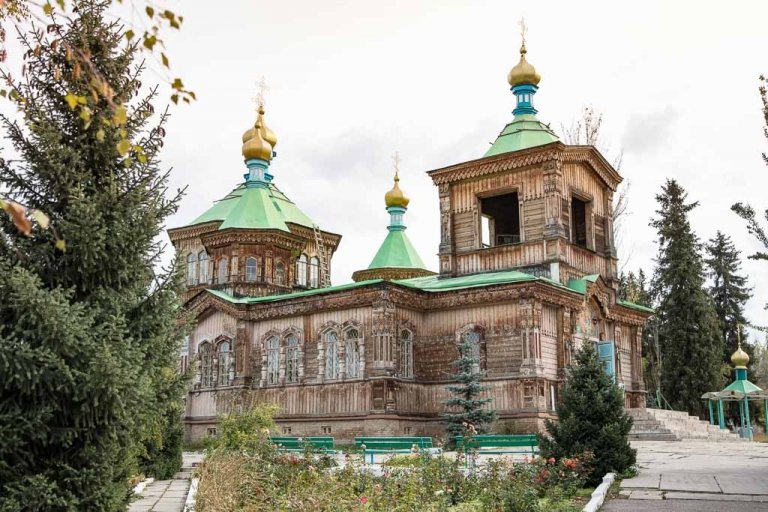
[399,328,414,379]
[342,323,363,380]
[456,324,486,373]
[198,340,214,388]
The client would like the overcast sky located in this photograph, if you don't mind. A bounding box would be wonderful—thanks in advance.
[150,0,768,337]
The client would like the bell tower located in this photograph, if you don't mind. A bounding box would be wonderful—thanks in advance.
[428,33,621,287]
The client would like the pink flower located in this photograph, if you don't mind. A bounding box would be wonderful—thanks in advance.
[564,459,577,469]
[548,457,556,464]
[359,496,368,505]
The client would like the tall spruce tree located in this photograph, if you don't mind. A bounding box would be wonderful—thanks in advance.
[733,74,768,320]
[704,231,753,364]
[650,179,723,416]
[0,2,186,509]
[539,342,636,486]
[443,335,496,444]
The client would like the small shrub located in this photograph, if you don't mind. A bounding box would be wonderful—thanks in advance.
[540,343,636,485]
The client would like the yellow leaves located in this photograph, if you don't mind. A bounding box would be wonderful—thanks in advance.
[64,92,86,110]
[171,78,184,90]
[161,52,168,68]
[145,6,154,17]
[143,34,157,50]
[125,29,135,41]
[113,105,127,126]
[55,238,66,252]
[31,210,50,229]
[116,139,131,156]
[43,3,53,15]
[64,92,78,109]
[96,128,105,142]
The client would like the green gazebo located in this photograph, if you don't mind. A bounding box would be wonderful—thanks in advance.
[702,344,768,440]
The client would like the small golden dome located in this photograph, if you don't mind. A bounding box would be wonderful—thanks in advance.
[384,170,409,208]
[507,43,541,87]
[731,344,750,368]
[241,106,274,161]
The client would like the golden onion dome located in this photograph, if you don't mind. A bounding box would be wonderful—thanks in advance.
[384,170,410,208]
[258,106,278,148]
[241,111,274,161]
[731,344,750,368]
[507,43,541,87]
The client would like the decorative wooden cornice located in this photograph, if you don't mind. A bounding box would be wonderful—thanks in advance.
[352,267,436,282]
[426,142,622,192]
[201,228,305,251]
[289,224,342,252]
[168,221,221,244]
[427,143,562,185]
[562,146,622,192]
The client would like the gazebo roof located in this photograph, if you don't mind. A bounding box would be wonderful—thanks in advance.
[702,379,768,401]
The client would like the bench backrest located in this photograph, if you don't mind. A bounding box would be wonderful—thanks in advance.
[354,436,433,449]
[270,436,335,449]
[455,434,539,449]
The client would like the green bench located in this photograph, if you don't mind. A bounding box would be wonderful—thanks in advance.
[270,436,336,453]
[455,434,539,456]
[354,436,434,464]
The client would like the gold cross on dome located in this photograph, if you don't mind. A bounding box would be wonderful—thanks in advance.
[254,76,270,108]
[518,17,528,46]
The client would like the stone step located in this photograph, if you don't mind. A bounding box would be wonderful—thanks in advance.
[628,408,744,442]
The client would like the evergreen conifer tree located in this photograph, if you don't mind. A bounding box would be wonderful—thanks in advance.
[704,231,753,364]
[539,342,635,486]
[0,3,186,508]
[443,335,496,443]
[650,179,723,416]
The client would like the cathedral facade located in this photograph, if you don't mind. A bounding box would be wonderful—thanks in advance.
[170,42,652,442]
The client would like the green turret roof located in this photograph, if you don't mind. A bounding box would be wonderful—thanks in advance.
[484,114,559,157]
[184,183,316,232]
[367,230,427,270]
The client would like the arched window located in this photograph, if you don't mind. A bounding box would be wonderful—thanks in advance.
[274,261,285,286]
[199,342,214,388]
[218,257,229,284]
[217,340,232,386]
[400,329,413,379]
[286,335,300,384]
[186,253,197,286]
[266,336,280,385]
[245,257,258,282]
[460,329,482,374]
[325,331,339,380]
[309,256,320,288]
[198,250,209,284]
[296,254,308,287]
[345,329,360,379]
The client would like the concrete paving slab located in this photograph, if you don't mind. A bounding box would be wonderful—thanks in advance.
[628,490,664,500]
[622,473,661,488]
[665,492,754,501]
[659,474,720,493]
[716,474,768,495]
[604,499,768,511]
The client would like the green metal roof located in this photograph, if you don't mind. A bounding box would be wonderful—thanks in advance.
[185,183,316,232]
[617,300,655,314]
[203,268,654,318]
[205,269,542,305]
[567,275,655,314]
[396,270,538,292]
[206,279,384,304]
[368,230,427,270]
[484,114,559,157]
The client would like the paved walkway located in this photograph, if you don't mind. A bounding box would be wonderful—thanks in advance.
[603,440,768,511]
[128,452,203,512]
